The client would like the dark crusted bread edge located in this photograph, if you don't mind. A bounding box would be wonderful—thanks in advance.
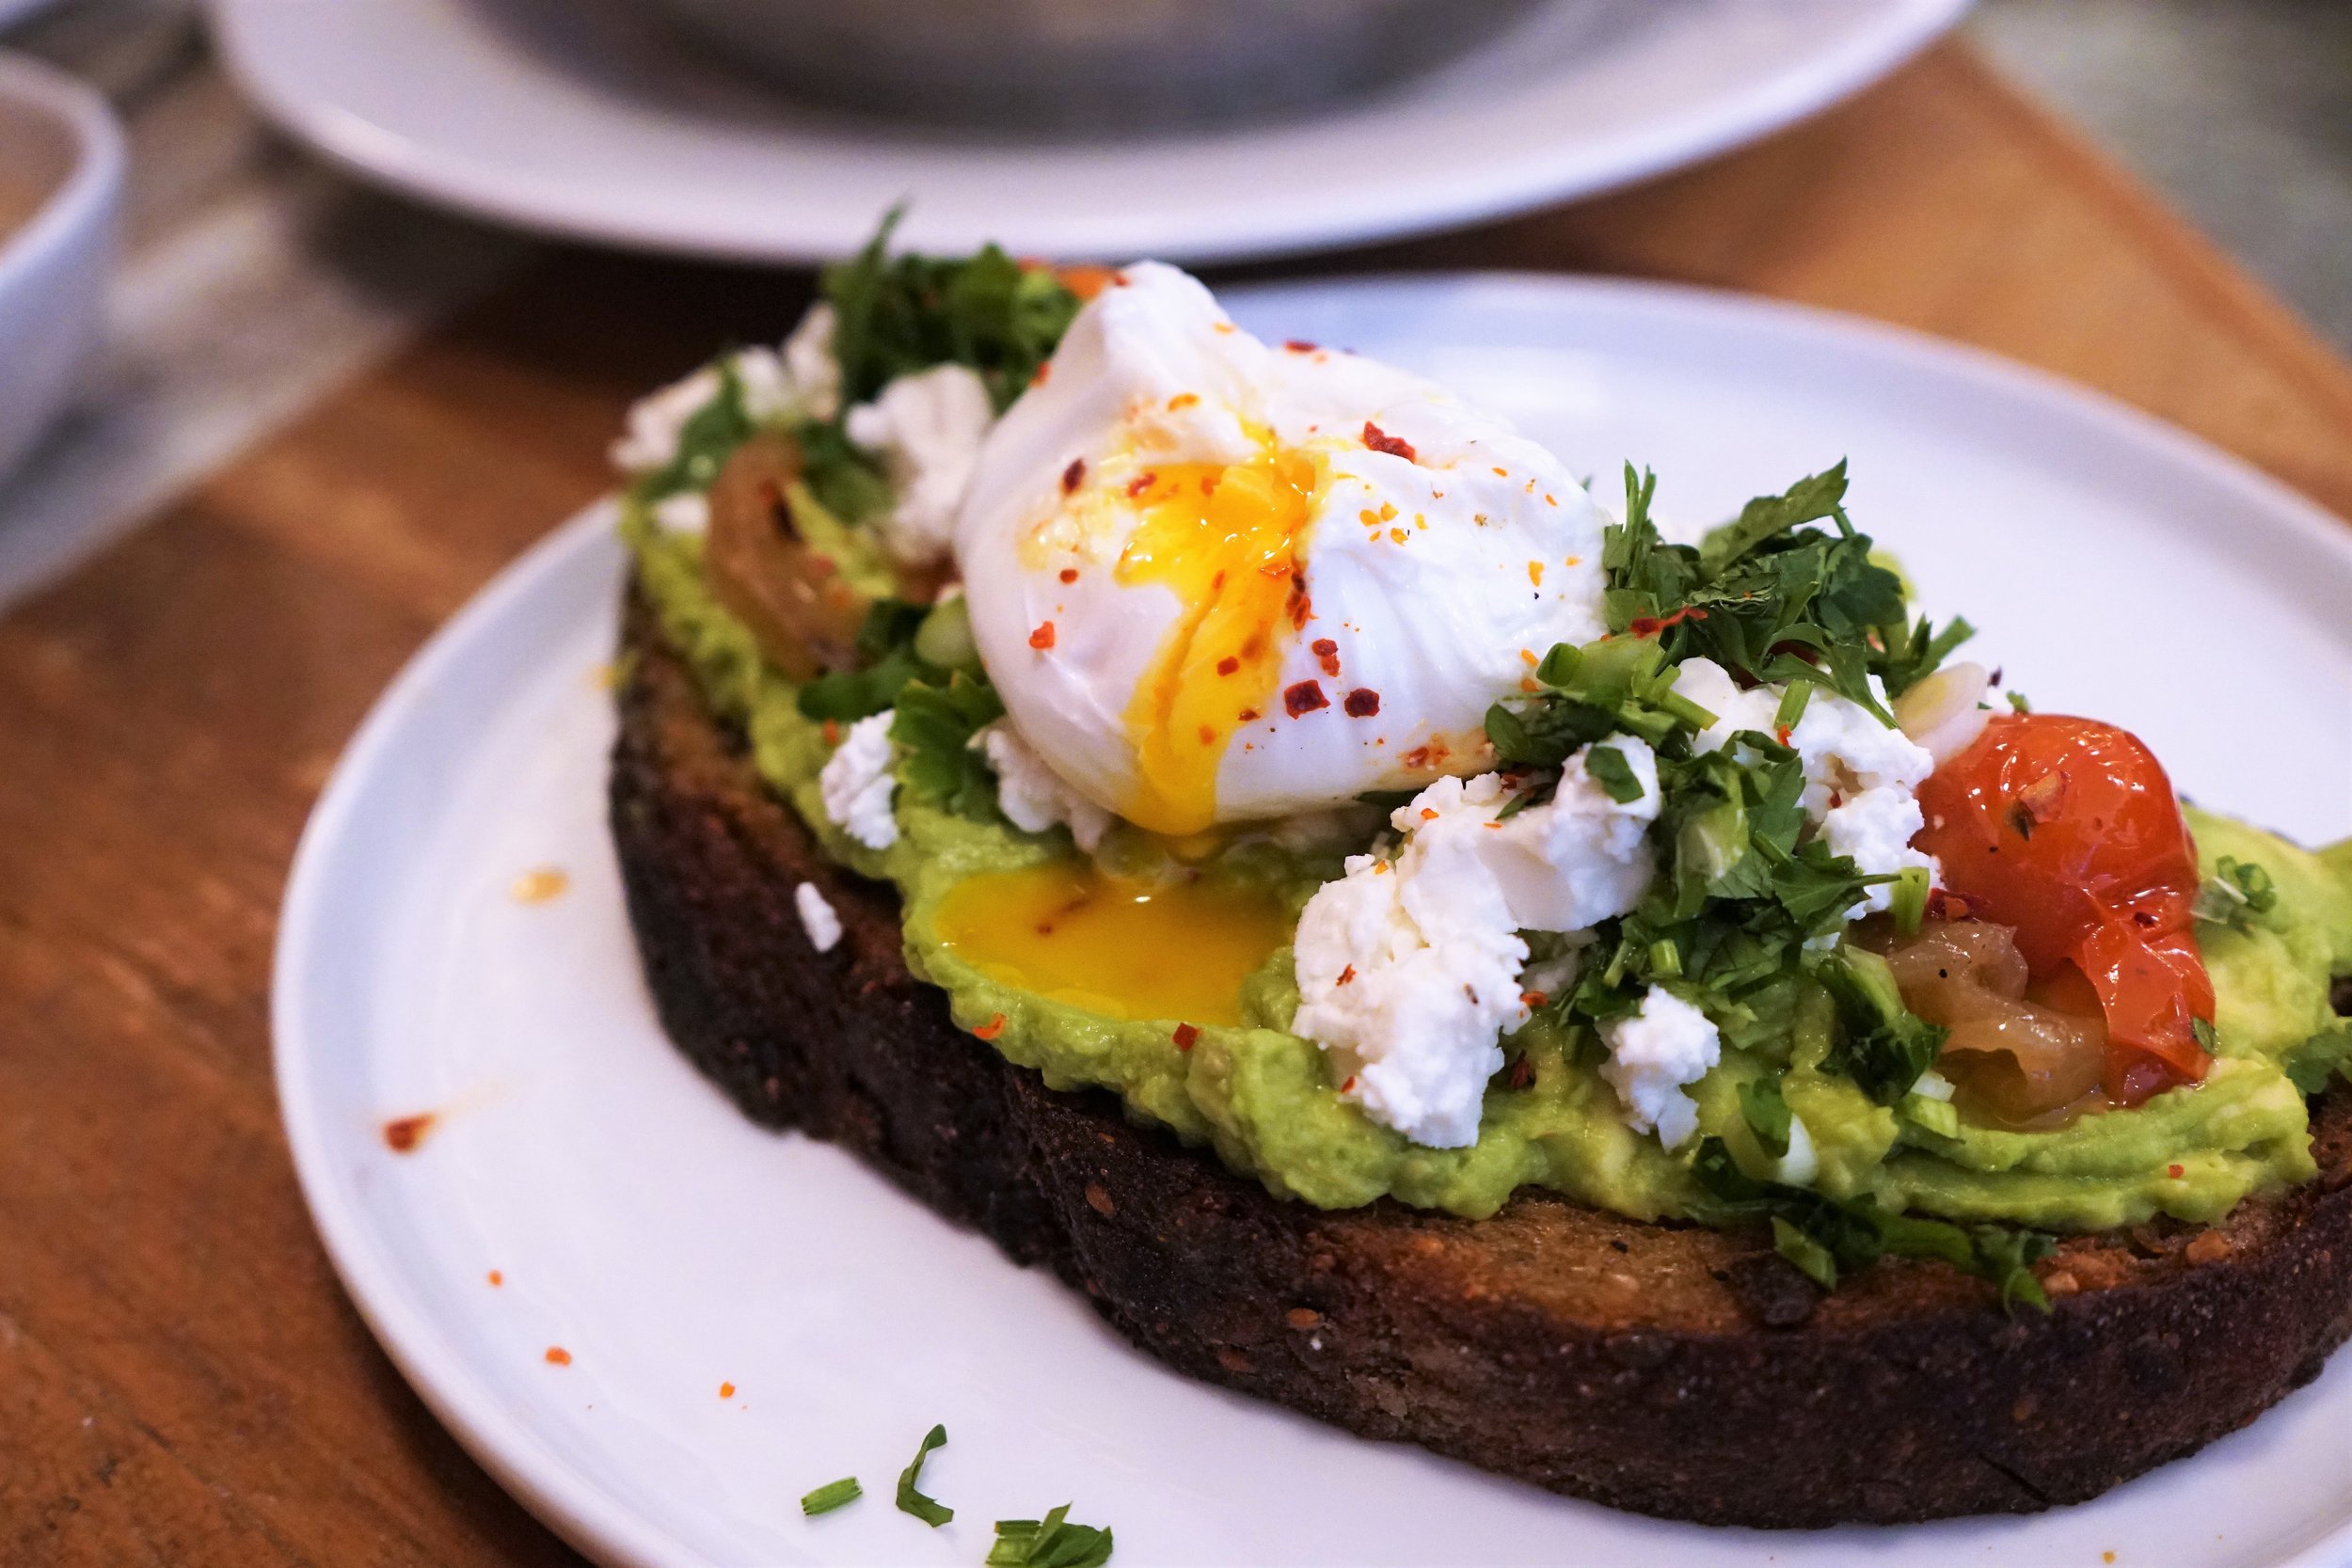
[608,589,2352,1528]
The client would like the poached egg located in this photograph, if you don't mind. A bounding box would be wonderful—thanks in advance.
[955,262,1609,836]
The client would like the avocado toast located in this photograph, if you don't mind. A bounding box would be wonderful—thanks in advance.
[607,230,2352,1526]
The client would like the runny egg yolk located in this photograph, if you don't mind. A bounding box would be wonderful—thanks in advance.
[1114,445,1323,835]
[930,860,1292,1028]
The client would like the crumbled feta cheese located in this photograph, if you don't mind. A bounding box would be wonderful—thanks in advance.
[1787,681,1939,915]
[610,364,723,473]
[1291,818,1529,1148]
[794,881,843,952]
[977,721,1112,853]
[1598,987,1721,1149]
[1289,742,1660,1148]
[611,308,838,476]
[1476,736,1661,932]
[1674,657,1941,920]
[844,363,995,568]
[782,303,840,421]
[1672,657,1779,755]
[818,712,898,850]
[651,491,709,534]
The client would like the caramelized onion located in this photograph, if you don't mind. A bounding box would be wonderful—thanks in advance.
[703,434,871,679]
[1881,918,2109,1126]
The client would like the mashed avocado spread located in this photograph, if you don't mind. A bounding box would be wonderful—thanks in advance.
[627,505,2352,1233]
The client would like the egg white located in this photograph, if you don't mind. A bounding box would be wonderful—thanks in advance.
[955,262,1610,830]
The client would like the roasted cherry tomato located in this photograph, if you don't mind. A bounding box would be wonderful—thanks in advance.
[1915,713,2213,1104]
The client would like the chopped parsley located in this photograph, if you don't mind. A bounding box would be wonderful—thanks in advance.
[823,208,1083,416]
[800,1477,862,1516]
[2194,854,2280,933]
[986,1504,1116,1567]
[1692,1138,2054,1309]
[639,359,757,503]
[1600,460,1971,718]
[895,1423,954,1527]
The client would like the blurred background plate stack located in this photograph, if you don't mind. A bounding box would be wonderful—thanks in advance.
[203,0,1968,262]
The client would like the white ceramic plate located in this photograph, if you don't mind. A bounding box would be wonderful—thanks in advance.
[275,276,2352,1568]
[207,0,1965,264]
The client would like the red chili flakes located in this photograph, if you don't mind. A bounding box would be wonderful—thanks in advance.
[1237,707,1260,722]
[2169,1164,2186,1180]
[1361,421,1416,462]
[1126,471,1158,499]
[1216,656,1240,676]
[1311,637,1341,676]
[1629,606,1709,639]
[1173,1023,1200,1051]
[1287,576,1313,630]
[1200,474,1219,497]
[1283,680,1329,717]
[1401,745,1431,769]
[1284,339,1319,353]
[382,1113,436,1154]
[1506,1057,1535,1090]
[719,1381,736,1399]
[1774,723,1792,746]
[545,1346,572,1367]
[1419,807,1439,821]
[974,1013,1008,1041]
[1340,1075,1358,1095]
[1032,361,1052,387]
[1061,457,1086,493]
[1059,566,1079,584]
[1335,964,1357,987]
[1168,391,1200,410]
[1029,621,1057,650]
[822,718,841,747]
[1519,990,1548,1008]
[487,1270,503,1288]
[1343,688,1380,718]
[1198,725,1217,746]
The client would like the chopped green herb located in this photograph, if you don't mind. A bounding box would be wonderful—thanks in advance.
[2194,855,2280,933]
[986,1504,1115,1567]
[1889,865,1931,937]
[1739,1074,1793,1159]
[1816,945,1946,1104]
[892,673,1008,824]
[2006,689,2032,715]
[1899,1090,1962,1139]
[638,359,756,502]
[894,1423,953,1528]
[800,1477,863,1516]
[1585,743,1646,804]
[2190,1017,2220,1053]
[823,209,1082,415]
[1692,1138,2053,1308]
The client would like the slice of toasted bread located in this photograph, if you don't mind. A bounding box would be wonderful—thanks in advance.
[609,591,2352,1528]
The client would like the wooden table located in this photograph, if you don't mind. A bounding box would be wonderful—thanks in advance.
[6,41,2349,1566]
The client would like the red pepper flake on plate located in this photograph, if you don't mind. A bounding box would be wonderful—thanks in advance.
[1362,421,1415,462]
[1283,680,1329,717]
[382,1113,436,1153]
[1029,621,1057,651]
[1343,688,1380,717]
[545,1346,572,1367]
[974,1013,1008,1041]
[1173,1023,1200,1051]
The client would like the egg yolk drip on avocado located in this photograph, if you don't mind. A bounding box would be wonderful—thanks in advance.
[1114,446,1323,836]
[931,860,1293,1027]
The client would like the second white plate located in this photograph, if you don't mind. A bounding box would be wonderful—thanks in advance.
[276,275,2352,1567]
[208,0,1964,263]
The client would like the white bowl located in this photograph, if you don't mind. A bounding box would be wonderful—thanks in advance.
[0,52,121,486]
